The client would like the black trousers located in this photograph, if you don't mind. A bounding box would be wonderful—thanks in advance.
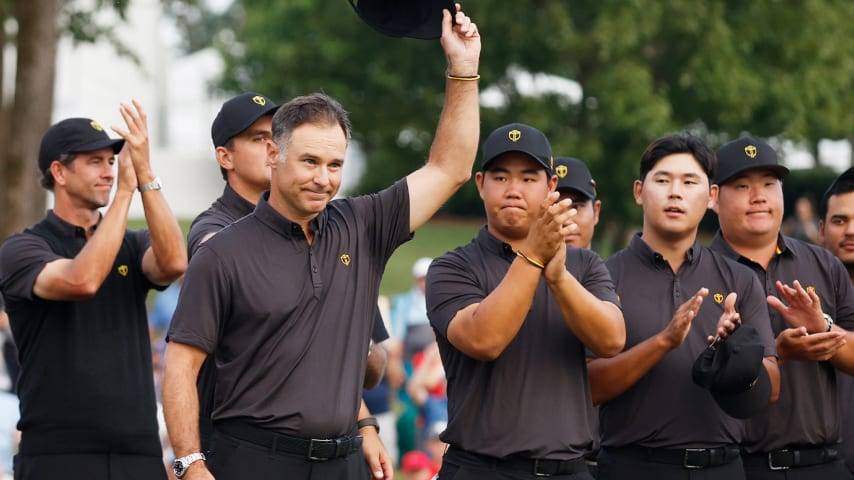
[207,428,370,480]
[742,454,854,480]
[13,452,167,480]
[597,447,745,480]
[439,447,594,480]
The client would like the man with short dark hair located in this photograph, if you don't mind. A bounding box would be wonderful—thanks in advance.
[819,166,854,476]
[162,8,481,480]
[710,137,854,479]
[589,133,779,480]
[0,101,187,480]
[426,122,625,479]
[554,156,601,250]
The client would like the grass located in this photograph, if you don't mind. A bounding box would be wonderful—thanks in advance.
[130,216,484,297]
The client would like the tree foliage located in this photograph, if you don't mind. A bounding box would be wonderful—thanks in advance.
[169,1,854,250]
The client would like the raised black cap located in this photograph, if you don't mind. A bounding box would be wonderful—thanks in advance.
[349,0,455,40]
[555,157,596,199]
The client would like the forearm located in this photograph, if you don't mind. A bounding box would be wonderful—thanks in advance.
[141,189,187,282]
[162,344,204,457]
[549,271,625,358]
[588,334,670,405]
[446,257,542,360]
[363,342,387,389]
[830,329,854,375]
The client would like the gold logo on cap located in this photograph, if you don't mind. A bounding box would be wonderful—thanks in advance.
[118,265,128,276]
[555,165,568,178]
[714,293,724,304]
[252,96,267,106]
[90,121,104,132]
[340,254,351,266]
[744,145,758,158]
[508,129,521,142]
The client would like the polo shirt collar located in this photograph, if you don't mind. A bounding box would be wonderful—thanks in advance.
[627,232,699,269]
[710,230,794,262]
[476,225,517,260]
[221,183,258,218]
[253,192,328,239]
[43,210,99,239]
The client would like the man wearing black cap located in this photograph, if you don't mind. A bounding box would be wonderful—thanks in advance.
[586,133,779,480]
[819,167,854,476]
[710,136,854,479]
[554,157,601,250]
[425,122,625,479]
[163,7,480,480]
[0,101,187,480]
[188,92,390,457]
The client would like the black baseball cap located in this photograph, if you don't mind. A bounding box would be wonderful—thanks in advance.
[714,136,790,186]
[349,0,455,40]
[555,157,596,200]
[211,93,279,148]
[38,118,125,174]
[482,123,553,172]
[692,323,772,419]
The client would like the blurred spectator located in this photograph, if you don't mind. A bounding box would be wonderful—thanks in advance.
[782,195,820,244]
[148,274,183,343]
[407,342,447,434]
[422,420,448,474]
[400,450,437,480]
[0,294,18,394]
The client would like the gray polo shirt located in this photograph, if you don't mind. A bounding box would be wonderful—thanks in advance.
[168,180,411,438]
[426,226,620,460]
[601,234,776,449]
[710,232,854,452]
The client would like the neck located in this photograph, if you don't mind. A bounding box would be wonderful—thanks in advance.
[721,231,778,269]
[228,180,265,206]
[486,224,528,252]
[640,227,697,273]
[52,198,100,237]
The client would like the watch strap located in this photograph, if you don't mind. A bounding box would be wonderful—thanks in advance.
[138,176,162,192]
[174,452,205,478]
[823,313,834,332]
[357,416,380,434]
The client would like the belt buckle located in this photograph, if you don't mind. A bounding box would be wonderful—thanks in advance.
[532,459,553,477]
[683,448,707,469]
[307,438,333,461]
[768,450,790,471]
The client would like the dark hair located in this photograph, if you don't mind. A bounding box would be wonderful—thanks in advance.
[271,93,352,159]
[40,153,77,190]
[820,175,854,220]
[639,133,717,182]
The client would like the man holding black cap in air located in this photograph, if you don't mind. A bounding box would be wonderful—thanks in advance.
[711,137,854,479]
[554,157,601,250]
[0,101,187,480]
[588,133,779,480]
[188,92,391,456]
[426,123,625,479]
[819,166,854,476]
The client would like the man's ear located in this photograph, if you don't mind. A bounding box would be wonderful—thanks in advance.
[49,160,67,187]
[266,140,279,168]
[215,146,233,171]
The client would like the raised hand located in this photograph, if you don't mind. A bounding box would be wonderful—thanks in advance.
[111,99,153,184]
[707,292,740,344]
[521,192,575,272]
[441,4,481,77]
[767,280,827,334]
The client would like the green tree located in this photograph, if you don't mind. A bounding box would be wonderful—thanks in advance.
[198,0,854,252]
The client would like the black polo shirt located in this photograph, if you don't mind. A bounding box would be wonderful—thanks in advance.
[710,232,854,453]
[426,225,620,460]
[187,184,257,259]
[601,234,775,450]
[0,211,162,456]
[168,180,410,438]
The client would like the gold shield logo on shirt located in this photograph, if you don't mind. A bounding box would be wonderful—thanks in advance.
[340,254,351,266]
[508,129,521,142]
[744,145,758,158]
[806,285,816,294]
[118,265,128,276]
[714,293,724,304]
[90,121,104,132]
[252,95,266,106]
[555,165,568,178]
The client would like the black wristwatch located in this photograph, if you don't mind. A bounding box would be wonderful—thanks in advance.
[173,452,205,478]
[357,416,380,434]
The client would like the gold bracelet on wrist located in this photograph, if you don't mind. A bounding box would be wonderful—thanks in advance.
[446,74,481,81]
[516,250,545,270]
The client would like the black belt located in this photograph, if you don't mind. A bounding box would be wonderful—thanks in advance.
[446,445,588,477]
[744,445,839,470]
[214,420,362,461]
[605,445,740,469]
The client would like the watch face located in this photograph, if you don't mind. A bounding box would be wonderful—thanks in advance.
[173,460,185,478]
